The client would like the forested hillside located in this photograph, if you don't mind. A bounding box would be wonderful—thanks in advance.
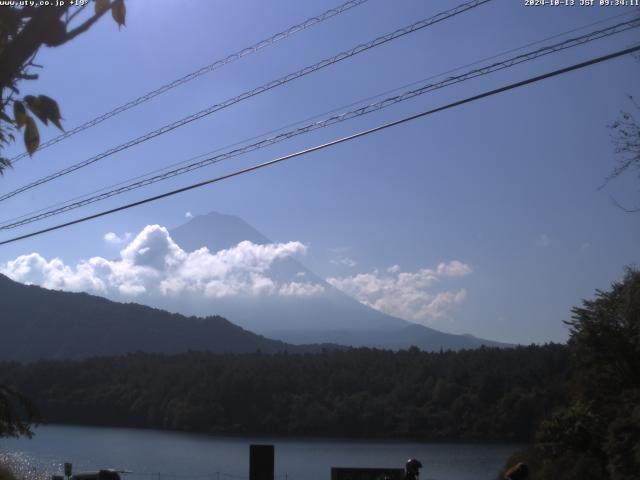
[0,344,568,441]
[0,274,305,360]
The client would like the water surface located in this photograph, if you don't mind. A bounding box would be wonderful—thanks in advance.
[0,425,520,480]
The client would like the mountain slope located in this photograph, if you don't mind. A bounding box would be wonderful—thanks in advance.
[168,212,511,350]
[0,212,511,358]
[169,212,410,332]
[0,274,303,362]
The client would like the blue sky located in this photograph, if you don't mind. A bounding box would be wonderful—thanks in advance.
[0,0,639,344]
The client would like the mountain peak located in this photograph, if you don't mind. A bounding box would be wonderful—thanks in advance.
[172,211,270,252]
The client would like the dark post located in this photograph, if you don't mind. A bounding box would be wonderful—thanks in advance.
[64,463,72,480]
[249,444,274,480]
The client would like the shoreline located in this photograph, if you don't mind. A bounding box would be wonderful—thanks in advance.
[7,422,527,447]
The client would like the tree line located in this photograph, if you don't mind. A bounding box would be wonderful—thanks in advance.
[0,343,568,442]
[2,269,638,480]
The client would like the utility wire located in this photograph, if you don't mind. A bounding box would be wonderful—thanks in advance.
[0,0,492,203]
[2,8,634,228]
[9,0,370,163]
[1,44,638,247]
[1,18,637,230]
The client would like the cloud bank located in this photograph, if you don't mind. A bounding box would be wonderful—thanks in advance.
[2,225,324,300]
[2,226,471,326]
[326,261,472,324]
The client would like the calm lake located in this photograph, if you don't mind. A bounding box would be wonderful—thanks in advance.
[0,425,521,480]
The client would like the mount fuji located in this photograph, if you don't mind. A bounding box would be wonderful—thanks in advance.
[163,212,510,351]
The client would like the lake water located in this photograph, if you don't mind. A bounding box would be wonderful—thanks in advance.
[0,425,521,480]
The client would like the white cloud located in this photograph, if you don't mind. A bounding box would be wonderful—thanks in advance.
[103,231,132,245]
[327,260,472,325]
[0,253,109,294]
[104,232,119,244]
[2,225,323,300]
[436,260,472,277]
[185,212,193,219]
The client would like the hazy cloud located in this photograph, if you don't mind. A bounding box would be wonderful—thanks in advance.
[2,225,323,300]
[328,246,351,254]
[327,261,472,325]
[328,246,356,268]
[536,233,551,248]
[279,282,325,296]
[330,256,357,268]
[185,212,193,219]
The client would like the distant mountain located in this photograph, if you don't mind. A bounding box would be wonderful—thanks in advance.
[0,273,308,362]
[167,212,512,350]
[0,212,511,359]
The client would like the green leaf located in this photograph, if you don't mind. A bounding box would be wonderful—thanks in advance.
[112,0,126,29]
[0,157,12,175]
[13,101,26,129]
[22,95,64,131]
[24,95,48,125]
[95,0,110,14]
[24,115,40,156]
[37,95,64,131]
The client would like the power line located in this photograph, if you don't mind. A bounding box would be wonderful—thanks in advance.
[17,8,631,231]
[1,18,637,230]
[1,44,637,247]
[3,9,634,229]
[9,0,370,163]
[0,0,492,203]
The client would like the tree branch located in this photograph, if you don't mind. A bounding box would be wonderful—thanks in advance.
[0,7,68,91]
[610,194,640,213]
[16,73,38,80]
[65,3,88,27]
[60,1,115,44]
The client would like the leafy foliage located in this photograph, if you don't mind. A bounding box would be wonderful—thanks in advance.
[0,344,569,441]
[610,98,640,182]
[111,0,126,29]
[0,462,18,480]
[607,96,640,212]
[0,1,127,172]
[0,383,38,438]
[515,269,640,480]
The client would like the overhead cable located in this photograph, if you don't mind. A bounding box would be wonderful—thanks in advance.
[2,18,637,230]
[1,43,637,246]
[9,0,371,162]
[0,0,492,202]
